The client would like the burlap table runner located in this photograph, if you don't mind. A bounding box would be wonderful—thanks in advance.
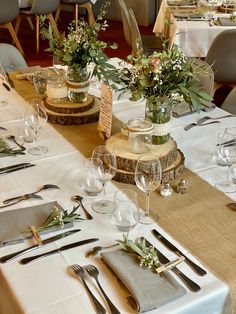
[13,74,235,313]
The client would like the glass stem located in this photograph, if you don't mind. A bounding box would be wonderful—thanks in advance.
[146,192,151,215]
[226,165,230,187]
[102,183,106,204]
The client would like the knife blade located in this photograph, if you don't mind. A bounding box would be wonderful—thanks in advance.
[0,163,31,172]
[2,82,10,91]
[152,230,207,276]
[141,237,201,292]
[20,238,98,264]
[0,229,81,263]
[0,164,36,175]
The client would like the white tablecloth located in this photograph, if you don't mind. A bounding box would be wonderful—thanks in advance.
[0,58,235,314]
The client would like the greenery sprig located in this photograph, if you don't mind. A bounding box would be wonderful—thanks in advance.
[0,136,25,156]
[117,234,162,274]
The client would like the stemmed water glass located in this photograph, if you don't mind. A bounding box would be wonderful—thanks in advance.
[91,145,117,214]
[134,154,162,224]
[24,99,48,155]
[215,127,236,193]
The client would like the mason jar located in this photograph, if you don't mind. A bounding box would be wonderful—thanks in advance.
[127,117,153,154]
[47,75,67,103]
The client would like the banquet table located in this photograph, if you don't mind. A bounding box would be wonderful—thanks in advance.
[153,2,236,57]
[0,58,236,314]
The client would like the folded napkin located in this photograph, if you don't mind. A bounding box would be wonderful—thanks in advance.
[218,17,236,26]
[0,201,72,246]
[101,250,186,313]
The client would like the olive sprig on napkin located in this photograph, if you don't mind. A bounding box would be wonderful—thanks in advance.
[0,136,25,156]
[117,234,162,275]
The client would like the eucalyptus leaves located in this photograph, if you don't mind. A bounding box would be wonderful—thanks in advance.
[118,234,162,274]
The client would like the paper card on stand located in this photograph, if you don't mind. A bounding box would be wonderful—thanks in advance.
[98,83,113,140]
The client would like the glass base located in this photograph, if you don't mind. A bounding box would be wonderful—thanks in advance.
[215,181,236,193]
[28,145,48,155]
[92,199,116,214]
[139,211,159,225]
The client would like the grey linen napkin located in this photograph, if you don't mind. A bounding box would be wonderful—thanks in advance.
[101,250,186,313]
[0,201,72,246]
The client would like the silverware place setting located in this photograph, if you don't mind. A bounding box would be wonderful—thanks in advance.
[184,114,235,131]
[71,195,93,220]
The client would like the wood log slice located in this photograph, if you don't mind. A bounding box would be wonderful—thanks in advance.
[218,5,236,13]
[105,133,178,172]
[44,95,94,114]
[113,149,185,185]
[45,97,100,125]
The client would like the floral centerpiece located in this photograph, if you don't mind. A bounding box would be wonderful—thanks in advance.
[117,45,212,144]
[40,2,118,103]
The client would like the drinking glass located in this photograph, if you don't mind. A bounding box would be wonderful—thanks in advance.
[215,127,236,193]
[134,154,162,224]
[91,145,117,214]
[78,158,103,196]
[24,99,48,155]
[212,129,228,167]
[111,189,140,232]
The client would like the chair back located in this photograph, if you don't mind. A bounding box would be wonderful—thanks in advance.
[28,0,60,15]
[221,87,236,114]
[205,29,236,83]
[0,0,19,24]
[0,44,27,72]
[128,8,143,54]
[117,0,132,46]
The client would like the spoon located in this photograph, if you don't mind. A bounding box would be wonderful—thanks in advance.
[6,135,26,151]
[3,184,60,204]
[85,244,119,258]
[71,195,93,220]
[0,194,42,209]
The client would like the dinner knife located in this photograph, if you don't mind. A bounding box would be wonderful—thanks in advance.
[0,163,31,172]
[20,238,99,264]
[141,237,201,292]
[2,82,10,91]
[0,229,81,263]
[0,164,36,175]
[152,230,207,276]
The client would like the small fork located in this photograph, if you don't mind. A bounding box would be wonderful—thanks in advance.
[196,114,234,125]
[84,264,121,314]
[184,120,220,131]
[71,264,106,314]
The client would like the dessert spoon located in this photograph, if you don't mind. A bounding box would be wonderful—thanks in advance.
[71,195,93,220]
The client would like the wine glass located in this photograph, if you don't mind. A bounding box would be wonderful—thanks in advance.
[24,99,48,155]
[215,127,236,193]
[78,158,103,197]
[134,154,162,224]
[111,189,140,232]
[91,145,117,214]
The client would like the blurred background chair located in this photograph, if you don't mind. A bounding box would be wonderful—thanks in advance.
[221,87,236,114]
[55,0,95,26]
[205,29,236,94]
[118,0,164,55]
[15,0,60,54]
[0,0,25,56]
[0,43,27,72]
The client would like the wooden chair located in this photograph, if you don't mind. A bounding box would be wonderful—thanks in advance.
[15,0,60,54]
[55,0,95,27]
[0,0,25,56]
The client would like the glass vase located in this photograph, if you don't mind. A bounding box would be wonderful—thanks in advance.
[145,98,172,145]
[66,67,90,103]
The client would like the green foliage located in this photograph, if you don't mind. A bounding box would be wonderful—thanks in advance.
[40,2,119,85]
[0,137,25,156]
[117,234,162,274]
[117,45,213,111]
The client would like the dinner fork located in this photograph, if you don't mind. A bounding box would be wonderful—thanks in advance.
[184,120,220,131]
[71,264,106,314]
[196,114,234,125]
[84,264,121,314]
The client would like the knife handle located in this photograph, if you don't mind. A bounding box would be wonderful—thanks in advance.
[172,267,201,292]
[20,248,59,264]
[0,245,38,263]
[181,253,207,276]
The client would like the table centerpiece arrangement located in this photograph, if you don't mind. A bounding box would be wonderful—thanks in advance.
[117,45,212,145]
[39,2,118,125]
